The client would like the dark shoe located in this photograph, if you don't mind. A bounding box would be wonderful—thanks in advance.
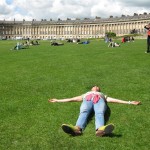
[96,124,114,137]
[61,124,82,136]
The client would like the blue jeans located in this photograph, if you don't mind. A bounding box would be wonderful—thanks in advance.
[75,98,107,130]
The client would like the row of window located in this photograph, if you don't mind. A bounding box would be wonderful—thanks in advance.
[0,20,149,37]
[1,28,146,35]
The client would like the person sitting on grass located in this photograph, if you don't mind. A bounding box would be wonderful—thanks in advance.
[48,85,141,137]
[108,42,120,47]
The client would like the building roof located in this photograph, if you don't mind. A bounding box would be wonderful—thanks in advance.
[0,13,150,26]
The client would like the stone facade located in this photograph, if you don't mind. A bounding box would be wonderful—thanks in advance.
[0,13,150,40]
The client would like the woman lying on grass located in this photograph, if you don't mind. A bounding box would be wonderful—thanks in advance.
[48,85,141,137]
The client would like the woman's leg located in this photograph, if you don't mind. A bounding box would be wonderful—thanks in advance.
[94,98,107,130]
[76,100,93,130]
[147,37,150,52]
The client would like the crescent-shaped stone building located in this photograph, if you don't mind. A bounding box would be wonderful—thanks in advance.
[0,12,150,40]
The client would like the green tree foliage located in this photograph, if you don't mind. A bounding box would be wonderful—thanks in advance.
[106,32,116,38]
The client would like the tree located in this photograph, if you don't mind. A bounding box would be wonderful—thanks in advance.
[106,32,116,38]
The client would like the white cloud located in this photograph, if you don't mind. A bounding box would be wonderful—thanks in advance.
[90,1,123,18]
[0,0,150,21]
[0,0,13,15]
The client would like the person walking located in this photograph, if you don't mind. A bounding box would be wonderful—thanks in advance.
[48,85,141,137]
[144,23,150,53]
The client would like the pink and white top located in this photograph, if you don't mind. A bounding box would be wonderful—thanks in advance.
[82,91,106,104]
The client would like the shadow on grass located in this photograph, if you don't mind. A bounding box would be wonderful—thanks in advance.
[104,103,111,124]
[68,133,122,138]
[104,133,122,138]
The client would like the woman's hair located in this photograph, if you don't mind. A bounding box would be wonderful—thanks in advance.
[92,85,101,92]
[86,85,101,91]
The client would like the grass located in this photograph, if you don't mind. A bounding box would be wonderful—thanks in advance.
[0,39,150,150]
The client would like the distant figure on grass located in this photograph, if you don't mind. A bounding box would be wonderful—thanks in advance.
[131,36,135,42]
[48,85,141,137]
[121,37,125,43]
[104,34,109,43]
[30,40,40,46]
[11,42,29,50]
[144,23,150,53]
[108,42,120,47]
[77,41,90,44]
[51,41,64,46]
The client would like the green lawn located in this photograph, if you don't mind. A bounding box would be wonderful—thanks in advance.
[0,39,150,150]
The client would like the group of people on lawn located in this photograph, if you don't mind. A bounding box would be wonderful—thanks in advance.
[12,40,40,50]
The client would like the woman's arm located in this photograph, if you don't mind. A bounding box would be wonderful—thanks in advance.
[106,97,141,105]
[144,25,150,30]
[48,95,83,103]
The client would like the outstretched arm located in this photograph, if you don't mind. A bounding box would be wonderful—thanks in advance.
[144,25,150,30]
[48,95,83,103]
[106,97,141,105]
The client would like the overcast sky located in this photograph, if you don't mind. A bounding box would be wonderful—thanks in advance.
[0,0,150,21]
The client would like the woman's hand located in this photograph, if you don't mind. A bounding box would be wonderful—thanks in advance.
[130,101,141,105]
